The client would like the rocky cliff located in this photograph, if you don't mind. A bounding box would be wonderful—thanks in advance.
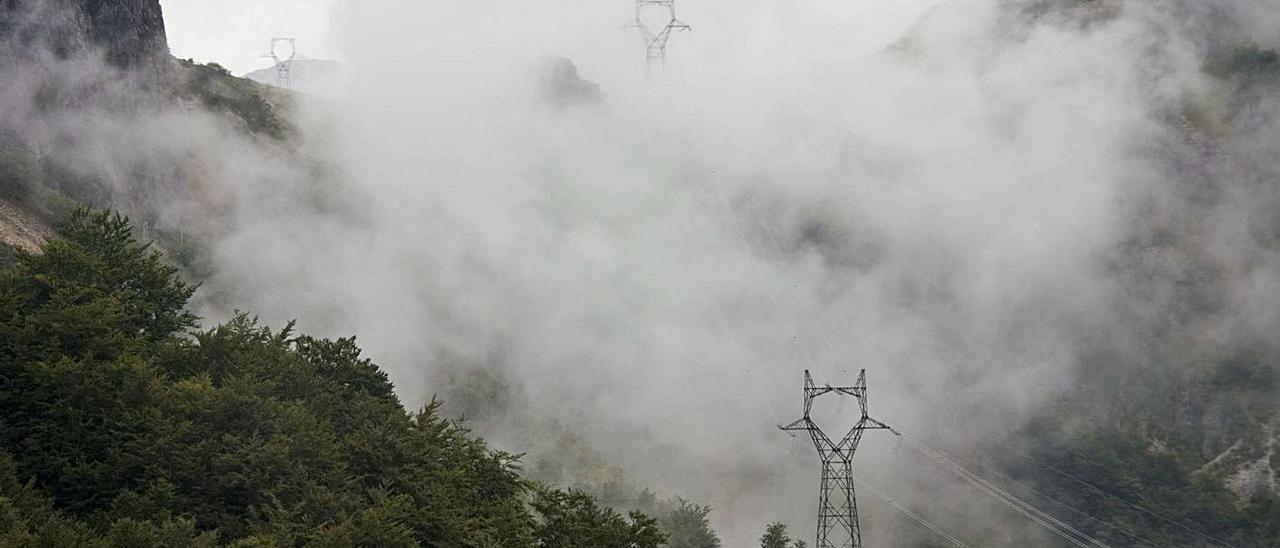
[0,0,167,68]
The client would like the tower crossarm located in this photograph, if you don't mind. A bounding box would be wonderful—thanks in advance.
[834,417,898,452]
[861,417,898,434]
[780,418,810,431]
[781,417,840,452]
[833,387,862,397]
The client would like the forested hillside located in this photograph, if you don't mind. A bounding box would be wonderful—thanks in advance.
[0,209,672,546]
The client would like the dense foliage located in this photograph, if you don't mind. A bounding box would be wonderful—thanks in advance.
[437,362,724,546]
[759,522,805,548]
[0,209,667,547]
[657,500,720,548]
[999,402,1280,547]
[0,140,80,223]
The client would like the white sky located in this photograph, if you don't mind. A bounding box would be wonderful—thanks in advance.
[160,0,941,76]
[162,0,340,74]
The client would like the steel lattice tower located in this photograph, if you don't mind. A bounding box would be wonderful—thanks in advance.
[263,37,297,89]
[628,0,690,78]
[781,370,898,548]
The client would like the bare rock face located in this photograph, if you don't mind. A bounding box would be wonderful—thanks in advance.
[1197,415,1280,503]
[534,56,604,108]
[0,0,167,68]
[78,0,167,68]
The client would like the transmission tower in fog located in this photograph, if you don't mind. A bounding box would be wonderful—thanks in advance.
[781,370,898,548]
[263,37,298,89]
[627,0,690,78]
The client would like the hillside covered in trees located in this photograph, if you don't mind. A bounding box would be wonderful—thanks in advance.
[0,210,679,546]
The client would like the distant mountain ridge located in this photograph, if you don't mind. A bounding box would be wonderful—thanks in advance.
[244,59,340,92]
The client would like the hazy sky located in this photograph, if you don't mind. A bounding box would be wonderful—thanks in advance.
[162,0,340,74]
[159,0,942,76]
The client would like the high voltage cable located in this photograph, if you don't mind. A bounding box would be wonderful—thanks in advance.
[903,435,1103,548]
[851,473,972,548]
[674,178,787,429]
[935,439,1159,547]
[901,435,1110,548]
[913,444,1093,547]
[973,433,1239,548]
[759,217,847,367]
[707,173,822,373]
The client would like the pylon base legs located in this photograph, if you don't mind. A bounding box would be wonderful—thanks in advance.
[816,457,861,548]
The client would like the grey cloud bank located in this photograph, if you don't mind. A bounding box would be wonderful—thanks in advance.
[193,0,1280,542]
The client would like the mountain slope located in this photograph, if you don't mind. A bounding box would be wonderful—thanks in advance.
[0,210,670,546]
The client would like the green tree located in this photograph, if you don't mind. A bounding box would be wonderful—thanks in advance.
[659,499,720,548]
[761,522,800,548]
[532,487,666,548]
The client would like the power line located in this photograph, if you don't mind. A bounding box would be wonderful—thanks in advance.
[708,173,822,370]
[901,435,1110,548]
[851,473,972,548]
[935,439,1159,547]
[671,178,789,431]
[906,435,1105,545]
[758,217,848,366]
[979,434,1239,548]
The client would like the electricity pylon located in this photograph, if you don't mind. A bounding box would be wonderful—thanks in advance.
[627,0,690,78]
[262,37,297,89]
[781,370,898,548]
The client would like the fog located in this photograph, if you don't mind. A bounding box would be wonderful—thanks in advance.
[7,0,1280,544]
[197,0,1243,542]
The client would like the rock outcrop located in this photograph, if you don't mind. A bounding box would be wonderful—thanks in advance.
[0,0,167,68]
[534,56,604,108]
